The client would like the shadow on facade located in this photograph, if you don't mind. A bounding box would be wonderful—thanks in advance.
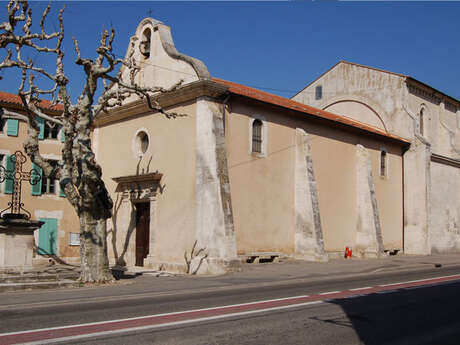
[33,245,78,267]
[108,193,136,268]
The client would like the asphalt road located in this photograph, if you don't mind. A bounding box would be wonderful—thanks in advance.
[1,266,460,344]
[69,281,460,345]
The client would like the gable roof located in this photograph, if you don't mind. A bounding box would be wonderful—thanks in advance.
[292,60,459,105]
[212,77,410,145]
[0,91,63,114]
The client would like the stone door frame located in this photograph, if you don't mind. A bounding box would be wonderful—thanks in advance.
[112,173,161,268]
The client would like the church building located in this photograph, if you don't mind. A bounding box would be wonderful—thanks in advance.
[95,18,413,274]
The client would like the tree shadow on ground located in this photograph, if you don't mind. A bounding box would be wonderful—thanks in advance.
[326,281,460,345]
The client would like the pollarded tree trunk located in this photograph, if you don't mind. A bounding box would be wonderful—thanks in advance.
[1,0,183,283]
[79,210,113,282]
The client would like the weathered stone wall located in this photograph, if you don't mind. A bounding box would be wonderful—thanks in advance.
[292,62,410,138]
[194,97,238,274]
[406,87,460,253]
[293,61,460,255]
[355,145,384,258]
[294,128,327,261]
[430,160,460,253]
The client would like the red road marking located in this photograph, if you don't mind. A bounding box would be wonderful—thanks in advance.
[1,274,459,345]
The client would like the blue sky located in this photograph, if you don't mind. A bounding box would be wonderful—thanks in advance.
[1,1,459,101]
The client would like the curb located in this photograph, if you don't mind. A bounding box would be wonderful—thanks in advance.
[0,280,79,293]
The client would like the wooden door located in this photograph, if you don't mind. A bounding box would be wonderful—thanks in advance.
[135,203,150,267]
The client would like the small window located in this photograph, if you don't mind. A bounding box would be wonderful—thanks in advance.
[135,131,149,155]
[0,117,6,133]
[41,160,58,195]
[315,85,322,100]
[252,119,263,153]
[419,108,424,136]
[380,150,387,177]
[69,232,80,246]
[44,121,60,140]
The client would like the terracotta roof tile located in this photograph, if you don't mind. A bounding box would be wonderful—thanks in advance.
[0,91,63,113]
[212,77,410,145]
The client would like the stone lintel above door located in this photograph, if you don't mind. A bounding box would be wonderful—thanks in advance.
[112,172,163,202]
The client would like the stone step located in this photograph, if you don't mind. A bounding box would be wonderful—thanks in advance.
[0,280,79,293]
[0,272,79,284]
[240,252,281,264]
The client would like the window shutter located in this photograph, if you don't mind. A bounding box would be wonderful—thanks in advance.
[38,218,57,255]
[31,163,42,196]
[59,182,66,197]
[4,155,16,194]
[60,129,65,143]
[6,119,18,137]
[36,117,45,140]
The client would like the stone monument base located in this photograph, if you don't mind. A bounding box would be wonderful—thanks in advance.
[0,215,43,270]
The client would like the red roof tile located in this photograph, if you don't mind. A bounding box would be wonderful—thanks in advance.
[0,91,63,113]
[212,77,410,145]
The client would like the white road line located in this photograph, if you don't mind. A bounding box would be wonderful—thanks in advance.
[318,291,341,295]
[349,287,372,291]
[5,273,460,344]
[16,301,324,345]
[0,294,310,337]
[379,274,460,287]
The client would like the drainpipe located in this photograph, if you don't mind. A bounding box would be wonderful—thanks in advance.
[221,94,231,134]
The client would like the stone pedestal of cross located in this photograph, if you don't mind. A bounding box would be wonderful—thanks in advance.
[0,151,44,269]
[0,151,41,220]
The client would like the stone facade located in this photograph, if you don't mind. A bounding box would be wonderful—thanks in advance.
[292,61,460,255]
[95,19,408,274]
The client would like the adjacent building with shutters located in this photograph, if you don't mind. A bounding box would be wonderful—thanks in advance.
[0,92,80,264]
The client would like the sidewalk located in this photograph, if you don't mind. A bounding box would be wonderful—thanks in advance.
[1,253,459,306]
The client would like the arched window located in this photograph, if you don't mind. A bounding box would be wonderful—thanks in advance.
[252,119,263,153]
[380,150,387,177]
[140,28,151,59]
[419,108,424,136]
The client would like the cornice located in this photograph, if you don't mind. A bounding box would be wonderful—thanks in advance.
[431,153,460,168]
[94,80,228,127]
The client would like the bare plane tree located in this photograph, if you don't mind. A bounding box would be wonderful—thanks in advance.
[0,0,181,282]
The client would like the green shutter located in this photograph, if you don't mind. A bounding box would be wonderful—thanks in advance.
[38,218,57,255]
[36,117,44,140]
[4,155,16,194]
[31,163,42,196]
[60,129,65,143]
[6,119,18,136]
[59,181,66,197]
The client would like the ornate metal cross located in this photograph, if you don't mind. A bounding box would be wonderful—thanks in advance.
[0,151,41,220]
